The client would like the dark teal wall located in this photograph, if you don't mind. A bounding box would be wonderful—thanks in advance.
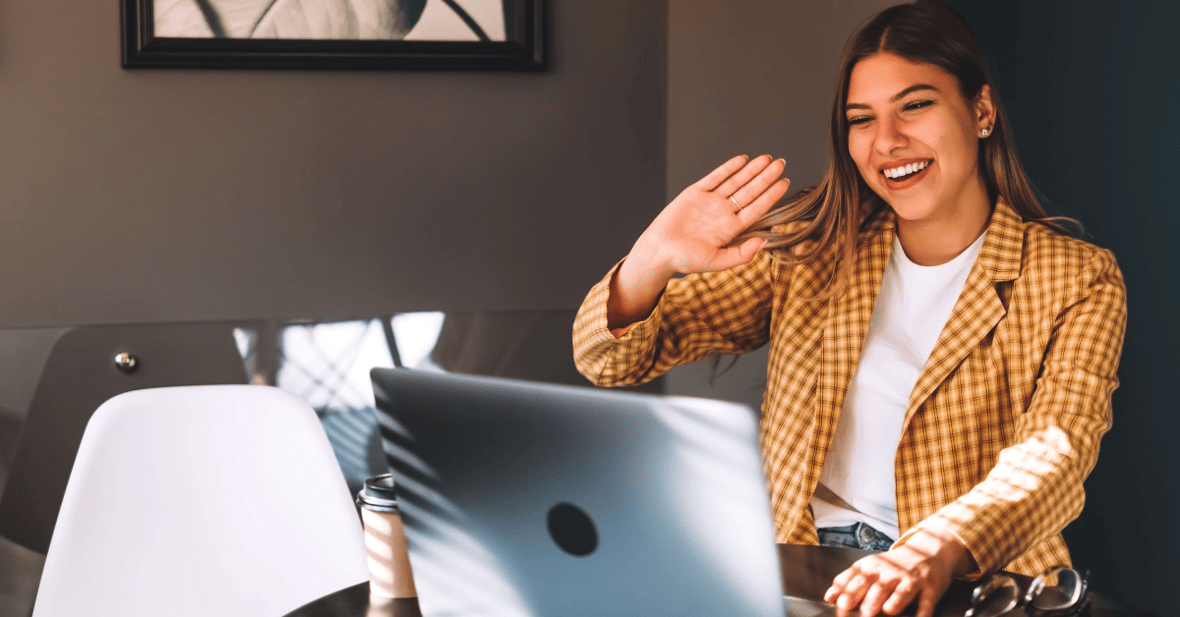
[943,2,1180,614]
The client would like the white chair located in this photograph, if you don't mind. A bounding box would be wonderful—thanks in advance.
[31,385,369,617]
[0,323,249,554]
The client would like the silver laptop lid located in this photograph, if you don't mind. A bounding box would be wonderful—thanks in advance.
[371,368,784,617]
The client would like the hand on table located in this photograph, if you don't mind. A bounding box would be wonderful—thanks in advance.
[824,528,975,617]
[608,154,790,329]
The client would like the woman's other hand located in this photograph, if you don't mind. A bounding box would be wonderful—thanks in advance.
[607,154,790,329]
[824,528,975,617]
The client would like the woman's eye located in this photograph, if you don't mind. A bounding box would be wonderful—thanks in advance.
[847,116,871,126]
[903,100,933,111]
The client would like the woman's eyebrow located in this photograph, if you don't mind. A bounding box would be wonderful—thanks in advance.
[845,84,939,112]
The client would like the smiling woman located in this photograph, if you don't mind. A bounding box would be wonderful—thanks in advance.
[573,2,1127,617]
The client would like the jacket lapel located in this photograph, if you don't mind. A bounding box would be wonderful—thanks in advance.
[901,199,1025,427]
[813,211,895,464]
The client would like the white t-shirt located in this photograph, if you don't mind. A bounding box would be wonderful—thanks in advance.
[811,230,986,540]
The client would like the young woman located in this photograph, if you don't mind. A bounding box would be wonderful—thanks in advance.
[572,2,1127,616]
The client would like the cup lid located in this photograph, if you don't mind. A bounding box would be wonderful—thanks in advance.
[356,474,398,512]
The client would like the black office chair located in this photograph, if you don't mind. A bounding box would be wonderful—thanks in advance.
[0,323,248,554]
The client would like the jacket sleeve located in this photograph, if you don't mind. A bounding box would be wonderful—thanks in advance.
[900,247,1127,575]
[572,249,778,387]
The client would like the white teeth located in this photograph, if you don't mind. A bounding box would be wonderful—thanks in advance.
[883,160,929,179]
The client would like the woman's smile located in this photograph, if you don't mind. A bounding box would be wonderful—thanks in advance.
[880,159,932,186]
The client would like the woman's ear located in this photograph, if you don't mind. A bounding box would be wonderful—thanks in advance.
[975,84,997,132]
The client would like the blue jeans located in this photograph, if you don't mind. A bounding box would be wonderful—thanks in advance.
[817,522,894,552]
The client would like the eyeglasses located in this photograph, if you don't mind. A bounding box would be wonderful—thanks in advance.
[965,567,1090,617]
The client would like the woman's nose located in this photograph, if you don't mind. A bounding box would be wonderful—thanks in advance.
[873,117,907,153]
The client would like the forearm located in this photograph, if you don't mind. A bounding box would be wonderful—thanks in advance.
[606,236,677,330]
[573,267,668,386]
[606,255,673,332]
[907,416,1105,575]
[574,254,775,386]
[905,246,1126,574]
[903,528,976,579]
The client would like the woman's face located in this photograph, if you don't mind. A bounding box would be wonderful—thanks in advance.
[845,52,994,228]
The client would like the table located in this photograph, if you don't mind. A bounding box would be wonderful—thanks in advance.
[283,544,1158,617]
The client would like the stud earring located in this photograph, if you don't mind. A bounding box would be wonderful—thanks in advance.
[980,123,994,138]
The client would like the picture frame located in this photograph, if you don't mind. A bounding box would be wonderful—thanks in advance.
[121,0,545,70]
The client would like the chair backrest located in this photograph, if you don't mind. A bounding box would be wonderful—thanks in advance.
[31,385,368,617]
[0,323,249,553]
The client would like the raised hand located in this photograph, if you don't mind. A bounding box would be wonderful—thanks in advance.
[638,154,788,276]
[607,154,790,330]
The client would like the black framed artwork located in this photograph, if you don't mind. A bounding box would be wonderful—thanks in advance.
[121,0,545,70]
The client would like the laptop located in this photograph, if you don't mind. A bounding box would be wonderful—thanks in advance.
[370,367,787,616]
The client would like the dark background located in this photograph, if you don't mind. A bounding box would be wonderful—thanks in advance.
[942,2,1178,613]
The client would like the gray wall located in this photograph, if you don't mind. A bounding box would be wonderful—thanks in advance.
[0,1,666,328]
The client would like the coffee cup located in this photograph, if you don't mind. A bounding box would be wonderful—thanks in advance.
[356,474,417,598]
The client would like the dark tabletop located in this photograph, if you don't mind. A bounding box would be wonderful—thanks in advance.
[284,544,1157,617]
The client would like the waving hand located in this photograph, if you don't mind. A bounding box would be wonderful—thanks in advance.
[608,155,790,329]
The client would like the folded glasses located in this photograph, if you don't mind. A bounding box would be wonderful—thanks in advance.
[965,566,1090,617]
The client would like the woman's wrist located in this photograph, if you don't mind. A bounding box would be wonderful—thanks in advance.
[607,252,673,330]
[904,528,976,579]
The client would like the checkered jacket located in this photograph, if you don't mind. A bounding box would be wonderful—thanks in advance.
[572,199,1127,577]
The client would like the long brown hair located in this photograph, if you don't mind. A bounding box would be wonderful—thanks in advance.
[736,1,1072,294]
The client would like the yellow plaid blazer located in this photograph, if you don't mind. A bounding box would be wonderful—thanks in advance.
[573,199,1127,577]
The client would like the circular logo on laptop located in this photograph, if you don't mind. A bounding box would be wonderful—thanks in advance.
[546,502,598,557]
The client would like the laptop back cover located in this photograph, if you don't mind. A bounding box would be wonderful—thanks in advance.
[371,368,783,617]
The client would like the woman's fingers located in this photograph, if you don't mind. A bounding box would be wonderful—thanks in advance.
[860,575,906,616]
[730,157,788,210]
[714,154,775,198]
[736,176,790,226]
[914,588,938,617]
[691,154,787,220]
[828,563,890,616]
[826,566,857,601]
[846,574,875,607]
[643,154,788,276]
[694,154,751,191]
